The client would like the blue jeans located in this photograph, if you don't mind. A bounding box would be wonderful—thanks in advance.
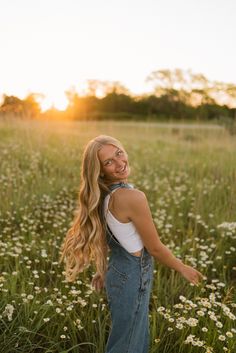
[104,183,154,353]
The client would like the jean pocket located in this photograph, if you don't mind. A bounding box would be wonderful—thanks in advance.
[110,264,128,278]
[105,265,128,305]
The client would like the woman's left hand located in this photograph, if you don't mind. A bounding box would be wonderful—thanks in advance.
[179,264,204,285]
[91,273,104,293]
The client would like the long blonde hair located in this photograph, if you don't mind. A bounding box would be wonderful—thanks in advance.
[59,135,126,282]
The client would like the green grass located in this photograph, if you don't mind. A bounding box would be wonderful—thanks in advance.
[0,118,236,353]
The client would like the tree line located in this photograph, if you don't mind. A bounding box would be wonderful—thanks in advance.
[0,69,235,122]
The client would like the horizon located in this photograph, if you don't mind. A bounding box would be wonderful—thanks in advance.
[1,0,236,110]
[1,68,236,112]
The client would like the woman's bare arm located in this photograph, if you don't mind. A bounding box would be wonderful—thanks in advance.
[126,190,204,285]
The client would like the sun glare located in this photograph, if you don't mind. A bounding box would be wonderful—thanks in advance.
[40,93,68,112]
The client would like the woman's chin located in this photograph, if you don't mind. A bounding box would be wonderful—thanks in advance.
[105,167,130,183]
[117,170,130,181]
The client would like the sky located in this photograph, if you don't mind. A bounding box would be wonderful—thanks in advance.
[0,0,235,110]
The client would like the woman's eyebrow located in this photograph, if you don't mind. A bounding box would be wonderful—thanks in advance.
[103,148,120,163]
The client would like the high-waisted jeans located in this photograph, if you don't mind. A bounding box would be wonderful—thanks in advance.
[104,183,154,353]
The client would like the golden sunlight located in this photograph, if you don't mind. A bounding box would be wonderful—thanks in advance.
[40,93,68,111]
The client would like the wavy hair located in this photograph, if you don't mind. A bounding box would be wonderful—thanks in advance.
[59,135,126,282]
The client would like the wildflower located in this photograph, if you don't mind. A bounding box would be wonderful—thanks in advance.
[217,222,236,231]
[41,249,47,258]
[209,293,216,301]
[216,321,223,328]
[200,298,212,308]
[46,300,53,306]
[217,282,225,287]
[226,331,233,338]
[177,316,186,323]
[154,338,160,343]
[218,335,226,341]
[186,318,198,327]
[227,312,236,320]
[209,313,217,321]
[164,313,171,319]
[184,334,195,343]
[2,304,14,321]
[19,326,29,333]
[197,310,205,317]
[179,295,186,302]
[193,340,204,347]
[74,318,83,330]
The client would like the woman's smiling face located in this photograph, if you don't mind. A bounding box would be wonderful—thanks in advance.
[98,144,130,184]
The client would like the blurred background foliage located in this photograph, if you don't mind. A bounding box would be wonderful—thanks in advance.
[1,69,236,133]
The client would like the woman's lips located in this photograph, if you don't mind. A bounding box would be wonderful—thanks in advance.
[117,164,127,174]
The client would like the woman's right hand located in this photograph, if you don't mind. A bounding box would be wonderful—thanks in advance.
[179,264,204,285]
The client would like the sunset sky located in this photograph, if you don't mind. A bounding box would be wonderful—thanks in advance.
[0,0,235,110]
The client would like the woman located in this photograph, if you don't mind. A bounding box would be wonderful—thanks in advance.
[60,134,204,353]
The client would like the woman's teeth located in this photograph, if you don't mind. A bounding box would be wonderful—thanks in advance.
[119,165,126,173]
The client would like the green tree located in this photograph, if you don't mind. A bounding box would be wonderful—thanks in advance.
[0,94,41,118]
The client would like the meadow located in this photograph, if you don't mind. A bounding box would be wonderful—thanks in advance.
[0,118,235,353]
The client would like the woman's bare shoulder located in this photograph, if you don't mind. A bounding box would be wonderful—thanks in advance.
[115,187,146,203]
[115,188,149,220]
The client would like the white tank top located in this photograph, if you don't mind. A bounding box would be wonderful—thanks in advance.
[103,188,144,253]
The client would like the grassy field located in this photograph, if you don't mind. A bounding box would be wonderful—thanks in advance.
[0,118,236,353]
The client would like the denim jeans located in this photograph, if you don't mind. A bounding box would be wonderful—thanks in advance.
[104,182,154,353]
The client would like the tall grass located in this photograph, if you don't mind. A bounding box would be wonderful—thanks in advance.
[0,119,235,353]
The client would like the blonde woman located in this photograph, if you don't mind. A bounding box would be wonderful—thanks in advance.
[60,135,203,353]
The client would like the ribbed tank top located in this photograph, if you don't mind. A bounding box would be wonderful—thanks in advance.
[103,187,144,253]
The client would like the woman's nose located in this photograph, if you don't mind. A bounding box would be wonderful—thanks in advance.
[115,159,123,168]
